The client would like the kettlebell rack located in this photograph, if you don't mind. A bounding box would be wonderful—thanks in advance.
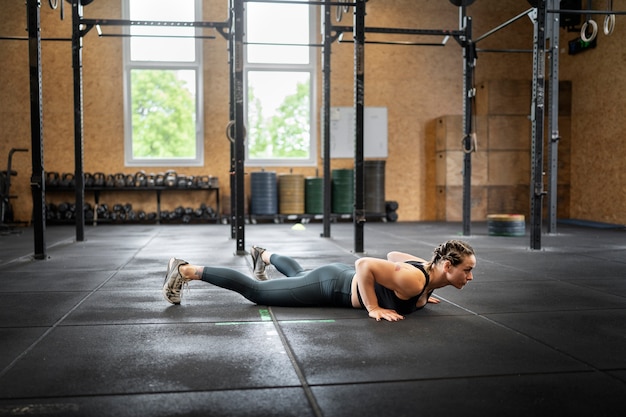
[45,171,220,225]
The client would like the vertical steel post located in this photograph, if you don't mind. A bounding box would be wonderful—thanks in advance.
[461,13,474,237]
[72,0,85,242]
[321,0,332,238]
[26,0,46,259]
[530,1,547,249]
[233,0,246,255]
[547,0,560,234]
[353,0,365,253]
[228,0,237,239]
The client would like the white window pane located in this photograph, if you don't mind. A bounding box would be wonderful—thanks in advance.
[246,2,310,64]
[129,0,196,62]
[247,71,310,159]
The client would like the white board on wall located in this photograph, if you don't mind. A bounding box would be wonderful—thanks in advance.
[328,107,388,158]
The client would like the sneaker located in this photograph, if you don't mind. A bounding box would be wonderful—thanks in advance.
[250,246,268,281]
[163,258,190,305]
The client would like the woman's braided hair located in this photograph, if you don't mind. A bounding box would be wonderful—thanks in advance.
[430,240,475,268]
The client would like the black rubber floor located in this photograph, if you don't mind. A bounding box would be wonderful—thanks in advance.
[1,222,625,416]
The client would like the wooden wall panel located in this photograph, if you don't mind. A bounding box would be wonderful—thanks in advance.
[436,186,487,222]
[487,151,530,186]
[488,116,531,150]
[487,185,530,216]
[475,80,532,116]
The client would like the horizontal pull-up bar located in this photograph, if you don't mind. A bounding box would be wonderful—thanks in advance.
[332,25,464,37]
[245,41,324,47]
[339,39,448,46]
[338,33,450,47]
[0,36,71,41]
[548,9,626,15]
[80,18,231,40]
[81,18,230,29]
[477,48,533,53]
[95,33,217,40]
[93,25,216,39]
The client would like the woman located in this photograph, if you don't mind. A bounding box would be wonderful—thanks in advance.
[162,239,476,322]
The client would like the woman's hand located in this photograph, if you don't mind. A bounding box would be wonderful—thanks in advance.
[368,307,405,322]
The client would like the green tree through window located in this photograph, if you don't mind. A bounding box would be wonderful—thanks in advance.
[268,81,310,158]
[247,78,310,159]
[131,69,196,158]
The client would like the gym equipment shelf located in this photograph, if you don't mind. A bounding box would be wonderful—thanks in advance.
[46,185,220,225]
[248,212,390,225]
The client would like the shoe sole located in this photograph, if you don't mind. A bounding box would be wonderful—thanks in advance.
[163,257,180,305]
[250,247,268,281]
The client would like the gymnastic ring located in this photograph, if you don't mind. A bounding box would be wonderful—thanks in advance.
[336,0,350,22]
[462,132,477,154]
[226,120,235,143]
[581,19,598,42]
[225,120,247,143]
[49,0,58,10]
[604,14,615,35]
[335,6,343,22]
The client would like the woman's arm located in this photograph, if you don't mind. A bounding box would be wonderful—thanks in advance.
[354,257,426,322]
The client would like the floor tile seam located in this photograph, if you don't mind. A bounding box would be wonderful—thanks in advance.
[0,325,50,331]
[36,305,625,329]
[266,306,324,417]
[436,296,612,375]
[556,280,626,301]
[0,386,315,404]
[598,366,626,373]
[480,313,616,376]
[480,306,626,316]
[48,317,366,328]
[307,370,608,387]
[573,252,626,265]
[0,230,163,380]
[0,235,77,267]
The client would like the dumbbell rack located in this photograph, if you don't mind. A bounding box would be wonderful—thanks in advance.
[248,212,392,225]
[46,185,220,225]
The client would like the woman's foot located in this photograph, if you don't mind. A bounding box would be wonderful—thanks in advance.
[250,246,268,280]
[162,258,190,304]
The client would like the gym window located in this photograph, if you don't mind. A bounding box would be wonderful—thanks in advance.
[122,0,203,167]
[244,0,317,166]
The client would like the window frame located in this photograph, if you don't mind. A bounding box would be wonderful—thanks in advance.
[122,0,204,167]
[244,2,318,167]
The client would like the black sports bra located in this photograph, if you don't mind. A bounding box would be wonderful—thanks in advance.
[357,261,432,315]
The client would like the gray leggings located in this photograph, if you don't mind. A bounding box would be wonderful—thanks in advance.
[201,254,355,308]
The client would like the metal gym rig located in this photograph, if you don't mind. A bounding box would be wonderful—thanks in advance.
[17,0,622,258]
